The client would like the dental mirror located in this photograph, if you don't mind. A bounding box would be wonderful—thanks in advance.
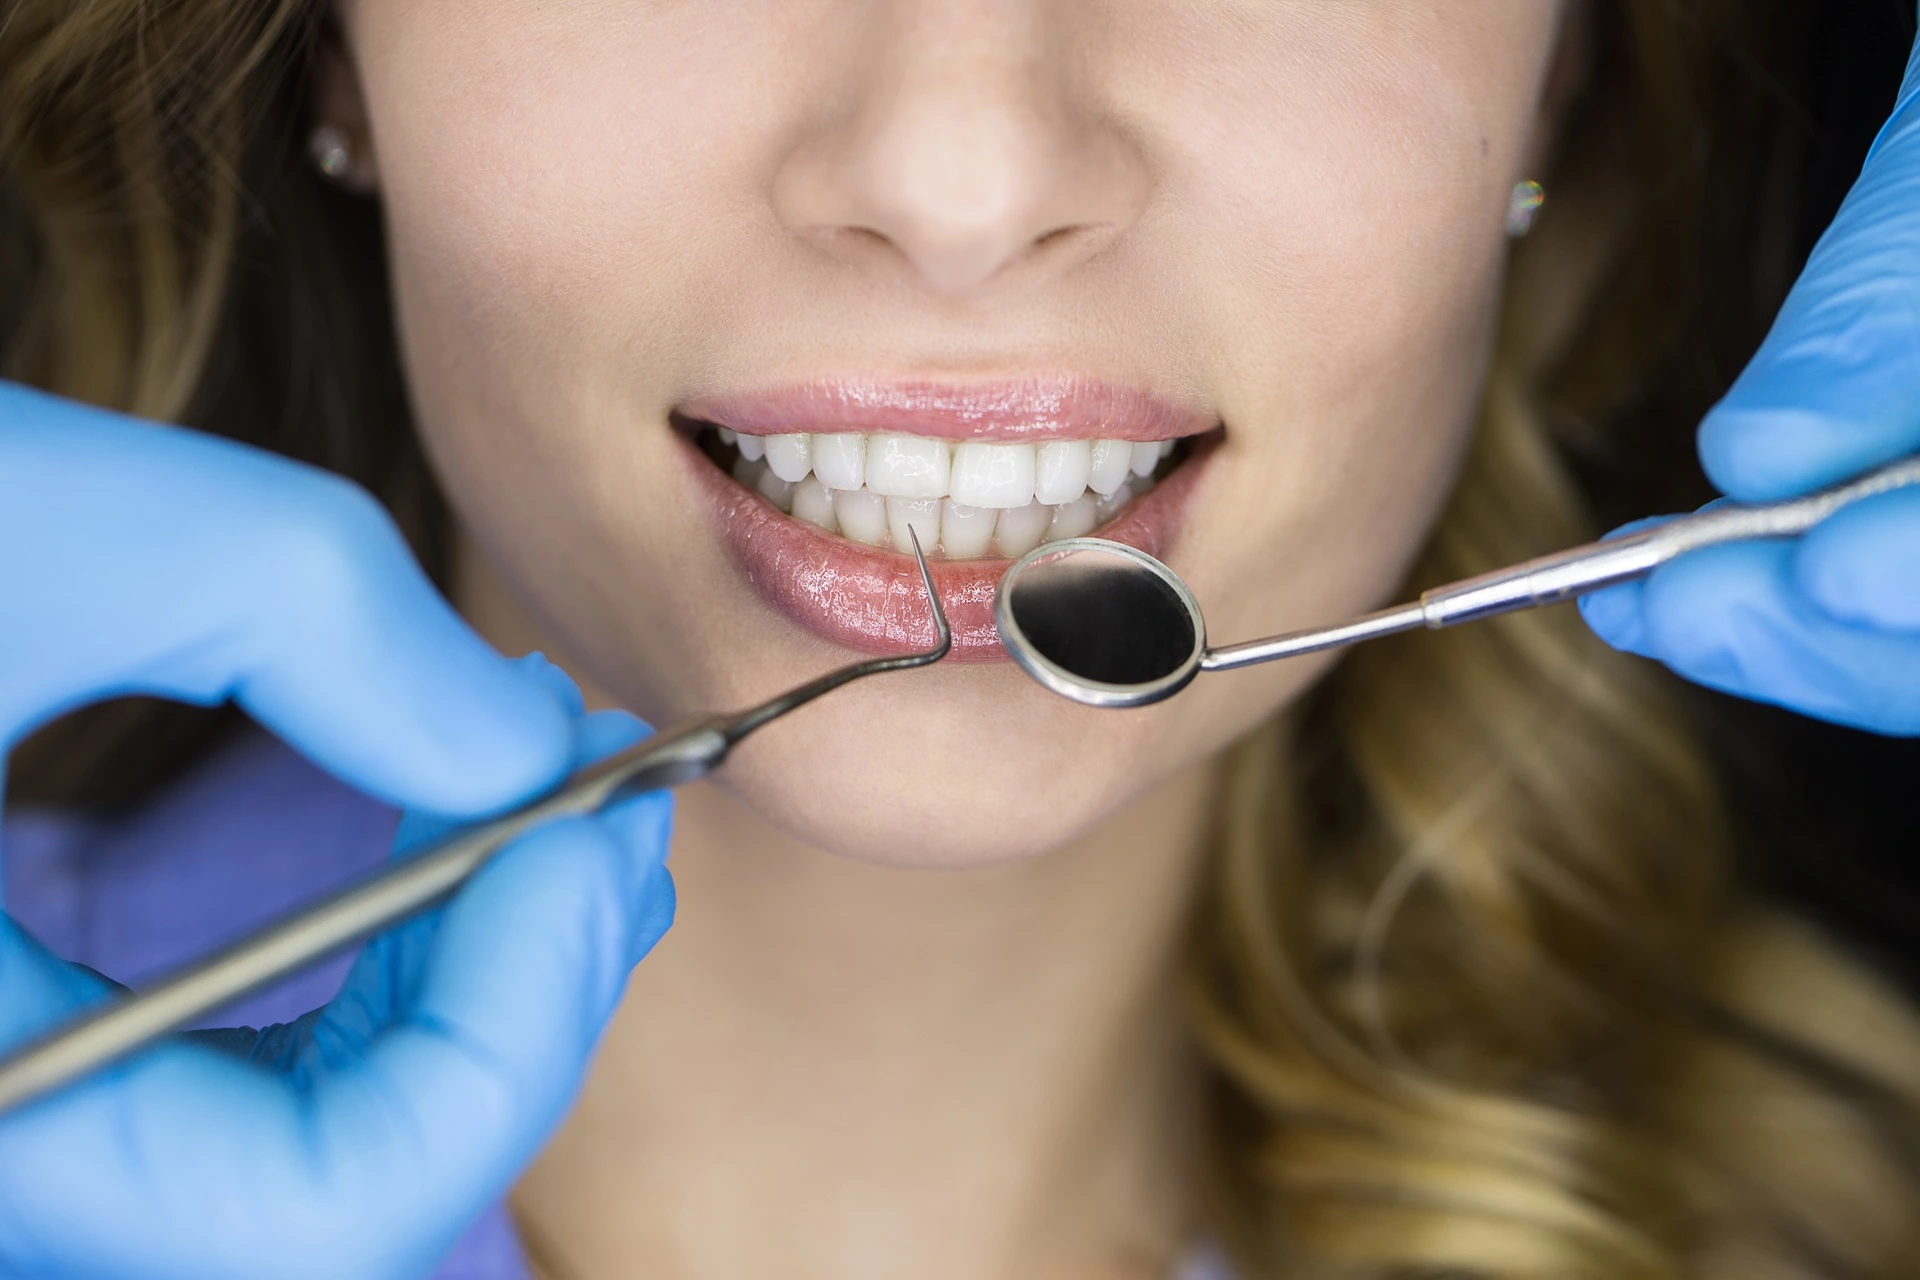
[994,539,1206,708]
[995,452,1920,709]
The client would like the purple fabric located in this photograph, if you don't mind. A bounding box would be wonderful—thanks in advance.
[3,728,533,1280]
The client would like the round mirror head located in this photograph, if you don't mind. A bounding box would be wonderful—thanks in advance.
[994,538,1206,708]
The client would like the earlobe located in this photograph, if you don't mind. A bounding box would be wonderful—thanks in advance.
[308,35,379,193]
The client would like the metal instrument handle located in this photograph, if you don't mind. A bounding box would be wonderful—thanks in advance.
[0,530,950,1118]
[1201,453,1920,673]
[0,718,729,1116]
[1418,453,1920,628]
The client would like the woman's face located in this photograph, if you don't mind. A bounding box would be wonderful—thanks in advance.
[334,1,1566,866]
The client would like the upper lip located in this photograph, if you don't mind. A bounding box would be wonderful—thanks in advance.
[677,375,1214,443]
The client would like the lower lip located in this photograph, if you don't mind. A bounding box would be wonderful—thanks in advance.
[681,434,1216,660]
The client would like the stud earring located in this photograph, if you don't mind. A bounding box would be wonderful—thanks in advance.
[308,123,354,181]
[1506,180,1546,237]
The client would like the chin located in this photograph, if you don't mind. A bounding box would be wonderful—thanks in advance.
[711,655,1192,867]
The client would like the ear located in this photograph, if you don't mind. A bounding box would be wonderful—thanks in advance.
[309,21,380,193]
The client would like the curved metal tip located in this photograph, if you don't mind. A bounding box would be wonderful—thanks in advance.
[720,528,952,743]
[905,528,951,665]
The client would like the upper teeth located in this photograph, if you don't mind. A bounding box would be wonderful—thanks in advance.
[721,429,1177,559]
[735,431,1169,508]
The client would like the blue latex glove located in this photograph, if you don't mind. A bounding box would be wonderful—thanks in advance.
[0,382,675,1279]
[1580,33,1920,736]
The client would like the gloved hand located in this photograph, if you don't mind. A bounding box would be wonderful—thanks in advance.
[0,382,675,1280]
[1580,33,1920,736]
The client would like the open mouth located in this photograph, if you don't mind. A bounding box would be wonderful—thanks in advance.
[676,379,1217,659]
[688,425,1190,559]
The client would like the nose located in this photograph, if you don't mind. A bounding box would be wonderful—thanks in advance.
[771,1,1150,296]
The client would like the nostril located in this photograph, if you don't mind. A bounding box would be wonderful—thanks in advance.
[799,208,1072,296]
[768,58,1150,297]
[798,225,899,263]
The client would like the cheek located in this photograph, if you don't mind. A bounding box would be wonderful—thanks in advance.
[349,3,770,445]
[1133,14,1542,645]
[716,667,1146,867]
[344,4,782,712]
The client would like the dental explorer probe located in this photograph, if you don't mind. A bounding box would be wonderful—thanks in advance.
[0,534,951,1118]
[995,452,1920,709]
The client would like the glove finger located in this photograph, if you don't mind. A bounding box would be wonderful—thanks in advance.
[0,1040,312,1279]
[0,384,569,817]
[1637,540,1920,735]
[0,929,307,1278]
[0,797,673,1280]
[0,918,118,1049]
[574,707,652,764]
[1578,580,1655,658]
[1697,36,1920,501]
[1794,485,1920,631]
[302,798,674,1251]
[297,704,657,1076]
[264,692,663,1197]
[511,652,587,718]
[1578,515,1687,658]
[384,653,596,857]
[0,1036,453,1280]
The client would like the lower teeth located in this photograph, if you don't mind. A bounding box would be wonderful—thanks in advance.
[718,434,1163,559]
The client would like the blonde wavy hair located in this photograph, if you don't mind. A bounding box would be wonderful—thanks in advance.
[5,4,1919,1278]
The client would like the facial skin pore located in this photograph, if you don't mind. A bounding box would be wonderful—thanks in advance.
[325,4,1569,1276]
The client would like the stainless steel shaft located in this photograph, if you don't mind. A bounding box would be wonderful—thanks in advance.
[1206,452,1920,671]
[1419,452,1920,626]
[0,718,727,1116]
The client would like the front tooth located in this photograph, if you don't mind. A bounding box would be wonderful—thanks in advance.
[1088,439,1132,496]
[940,500,997,559]
[866,434,951,498]
[1033,440,1091,505]
[765,432,813,483]
[949,442,1035,509]
[835,487,887,545]
[737,433,766,462]
[994,502,1051,557]
[1129,441,1163,478]
[812,433,867,490]
[792,476,837,532]
[887,496,941,554]
[1043,495,1099,542]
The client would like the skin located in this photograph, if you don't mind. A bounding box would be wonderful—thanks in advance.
[320,3,1573,1276]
